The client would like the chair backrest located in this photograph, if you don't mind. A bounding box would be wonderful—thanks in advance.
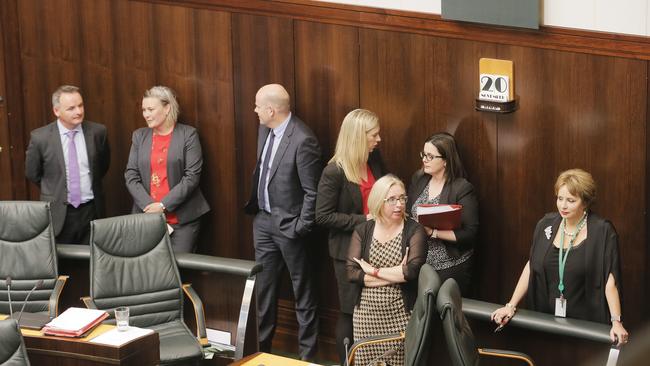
[0,319,31,365]
[404,264,442,366]
[89,213,184,327]
[436,278,479,366]
[0,201,58,314]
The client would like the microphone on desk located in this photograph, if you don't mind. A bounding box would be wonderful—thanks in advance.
[343,337,350,366]
[5,276,13,318]
[14,279,43,326]
[366,347,398,366]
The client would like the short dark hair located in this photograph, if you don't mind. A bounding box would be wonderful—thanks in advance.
[52,85,81,107]
[424,132,466,183]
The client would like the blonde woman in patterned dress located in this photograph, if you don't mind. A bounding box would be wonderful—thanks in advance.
[347,174,427,366]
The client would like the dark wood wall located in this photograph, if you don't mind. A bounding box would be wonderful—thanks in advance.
[1,0,649,364]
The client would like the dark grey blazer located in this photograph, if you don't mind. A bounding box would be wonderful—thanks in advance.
[245,115,321,239]
[124,123,209,224]
[25,120,110,235]
[315,150,385,260]
[407,169,479,257]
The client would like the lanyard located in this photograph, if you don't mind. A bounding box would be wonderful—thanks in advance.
[557,213,587,296]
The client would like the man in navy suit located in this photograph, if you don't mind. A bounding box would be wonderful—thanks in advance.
[245,84,321,360]
[25,85,110,244]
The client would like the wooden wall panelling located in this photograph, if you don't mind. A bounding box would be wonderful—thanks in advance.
[78,0,123,216]
[0,4,11,199]
[426,37,500,301]
[142,0,650,60]
[358,28,427,180]
[231,13,295,260]
[16,0,52,201]
[0,0,27,200]
[293,20,361,354]
[191,9,238,258]
[109,0,156,216]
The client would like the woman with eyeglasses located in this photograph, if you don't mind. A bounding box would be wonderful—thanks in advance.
[491,169,628,347]
[347,174,426,366]
[315,108,385,365]
[406,132,478,295]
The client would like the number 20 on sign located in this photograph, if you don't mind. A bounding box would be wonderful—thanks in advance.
[479,74,510,102]
[478,58,514,103]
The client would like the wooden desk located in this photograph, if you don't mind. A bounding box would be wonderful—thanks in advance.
[228,352,319,366]
[24,329,160,365]
[0,315,159,365]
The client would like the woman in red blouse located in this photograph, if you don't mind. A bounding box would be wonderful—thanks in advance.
[314,109,385,364]
[125,86,210,252]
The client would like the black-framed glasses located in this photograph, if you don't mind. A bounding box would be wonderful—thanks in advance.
[420,151,443,162]
[384,195,408,206]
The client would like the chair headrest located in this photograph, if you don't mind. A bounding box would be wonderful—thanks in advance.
[417,264,442,298]
[91,213,168,257]
[436,278,463,323]
[0,201,51,242]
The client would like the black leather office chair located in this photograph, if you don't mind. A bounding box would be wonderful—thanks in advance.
[0,319,31,365]
[0,201,67,318]
[83,213,206,365]
[348,264,441,366]
[437,279,535,366]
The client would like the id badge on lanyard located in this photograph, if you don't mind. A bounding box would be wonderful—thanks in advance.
[555,296,567,317]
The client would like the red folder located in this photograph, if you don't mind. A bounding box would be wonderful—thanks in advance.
[42,307,109,337]
[415,204,463,230]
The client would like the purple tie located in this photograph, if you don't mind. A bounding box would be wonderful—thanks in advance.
[66,130,81,208]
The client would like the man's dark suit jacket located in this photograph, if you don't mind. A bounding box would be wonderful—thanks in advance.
[25,120,110,235]
[124,123,209,224]
[245,115,321,239]
[315,150,385,260]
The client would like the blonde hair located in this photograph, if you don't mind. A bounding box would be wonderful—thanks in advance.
[554,169,596,208]
[143,86,179,124]
[368,174,406,223]
[329,109,379,184]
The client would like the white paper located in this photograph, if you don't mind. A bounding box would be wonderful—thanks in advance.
[416,204,460,216]
[206,328,231,345]
[45,307,107,331]
[89,326,154,346]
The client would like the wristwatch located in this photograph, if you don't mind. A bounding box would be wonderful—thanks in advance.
[611,315,622,323]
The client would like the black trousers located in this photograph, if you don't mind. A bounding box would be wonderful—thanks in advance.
[252,211,319,360]
[169,218,201,253]
[436,256,473,296]
[56,200,96,245]
[333,258,356,365]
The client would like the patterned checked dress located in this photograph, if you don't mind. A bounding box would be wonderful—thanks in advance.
[353,232,409,366]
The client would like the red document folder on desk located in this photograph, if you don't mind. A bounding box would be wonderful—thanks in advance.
[42,307,109,337]
[416,204,462,230]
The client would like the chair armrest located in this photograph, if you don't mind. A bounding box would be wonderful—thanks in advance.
[80,296,98,309]
[463,298,612,344]
[478,348,535,366]
[182,283,208,346]
[348,332,404,366]
[48,275,69,317]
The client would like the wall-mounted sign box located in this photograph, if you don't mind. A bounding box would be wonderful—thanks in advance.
[442,0,539,30]
[476,58,517,113]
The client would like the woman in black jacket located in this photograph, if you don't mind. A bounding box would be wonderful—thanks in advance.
[315,108,384,365]
[491,169,629,347]
[407,132,479,295]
